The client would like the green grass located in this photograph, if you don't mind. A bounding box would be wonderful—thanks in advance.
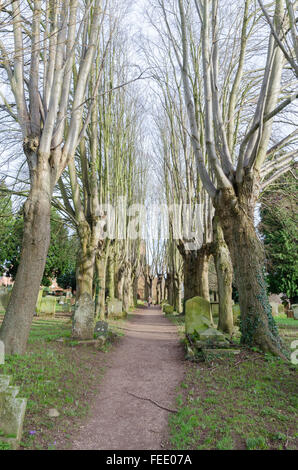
[275,317,298,327]
[0,314,121,450]
[167,315,298,450]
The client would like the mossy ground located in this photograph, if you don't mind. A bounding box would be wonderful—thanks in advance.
[0,314,122,450]
[166,314,298,450]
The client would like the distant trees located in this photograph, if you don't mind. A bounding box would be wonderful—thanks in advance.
[0,193,77,287]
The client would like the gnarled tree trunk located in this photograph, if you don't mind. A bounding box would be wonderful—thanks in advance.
[216,178,286,357]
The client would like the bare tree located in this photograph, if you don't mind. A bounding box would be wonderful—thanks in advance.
[258,0,298,78]
[0,1,104,354]
[173,0,297,357]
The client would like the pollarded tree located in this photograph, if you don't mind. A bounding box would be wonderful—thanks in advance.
[147,40,234,331]
[161,0,298,356]
[0,0,105,354]
[57,12,147,335]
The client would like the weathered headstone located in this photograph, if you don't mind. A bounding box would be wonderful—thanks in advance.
[185,296,213,334]
[35,288,44,314]
[0,370,27,449]
[269,302,279,317]
[0,291,11,312]
[72,293,95,339]
[292,304,298,320]
[211,302,219,317]
[38,295,56,315]
[94,321,108,336]
[107,299,125,318]
[232,304,241,324]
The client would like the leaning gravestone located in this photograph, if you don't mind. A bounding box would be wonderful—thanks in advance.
[185,296,213,334]
[292,304,298,320]
[107,299,125,318]
[0,343,27,449]
[94,321,108,336]
[0,291,11,312]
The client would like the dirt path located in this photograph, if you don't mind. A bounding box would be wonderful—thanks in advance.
[71,306,185,450]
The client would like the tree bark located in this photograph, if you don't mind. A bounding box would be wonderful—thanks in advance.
[132,274,139,307]
[0,168,51,354]
[165,273,173,305]
[107,254,115,300]
[173,271,183,314]
[72,223,96,340]
[182,245,211,302]
[215,178,287,357]
[115,264,125,301]
[212,217,234,335]
[95,249,109,320]
[122,262,132,313]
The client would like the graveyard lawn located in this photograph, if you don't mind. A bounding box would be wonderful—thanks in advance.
[0,314,122,450]
[167,315,298,450]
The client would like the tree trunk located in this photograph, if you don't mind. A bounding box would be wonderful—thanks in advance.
[173,272,182,314]
[183,246,210,302]
[122,263,132,313]
[115,265,125,301]
[216,182,286,358]
[213,217,233,335]
[0,173,51,354]
[165,273,173,305]
[107,254,115,300]
[72,223,96,340]
[95,249,108,320]
[132,274,139,307]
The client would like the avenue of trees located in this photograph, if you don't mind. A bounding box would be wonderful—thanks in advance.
[0,0,297,359]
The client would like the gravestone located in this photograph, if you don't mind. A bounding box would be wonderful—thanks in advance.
[185,296,213,334]
[0,354,27,449]
[107,299,125,318]
[0,291,11,312]
[35,288,44,314]
[269,302,279,317]
[39,295,56,315]
[94,321,108,336]
[232,304,241,324]
[292,304,298,320]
